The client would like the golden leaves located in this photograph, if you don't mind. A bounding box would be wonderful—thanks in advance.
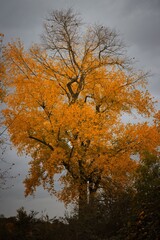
[1,40,159,204]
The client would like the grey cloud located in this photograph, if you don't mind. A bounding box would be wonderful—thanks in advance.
[118,0,160,50]
[0,0,55,30]
[0,0,66,46]
[123,0,160,13]
[0,151,64,217]
[1,0,40,30]
[0,193,65,218]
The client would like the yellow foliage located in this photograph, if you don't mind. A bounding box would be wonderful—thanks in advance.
[1,39,159,205]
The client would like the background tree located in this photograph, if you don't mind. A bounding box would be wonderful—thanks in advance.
[1,9,159,216]
[121,152,160,240]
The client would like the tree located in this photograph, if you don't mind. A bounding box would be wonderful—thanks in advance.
[2,9,159,216]
[122,152,160,240]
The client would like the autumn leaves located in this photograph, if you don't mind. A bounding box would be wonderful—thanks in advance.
[1,9,159,210]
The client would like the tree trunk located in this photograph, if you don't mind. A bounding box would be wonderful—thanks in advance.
[78,180,88,220]
[78,180,98,219]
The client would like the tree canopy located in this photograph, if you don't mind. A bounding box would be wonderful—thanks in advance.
[1,9,159,212]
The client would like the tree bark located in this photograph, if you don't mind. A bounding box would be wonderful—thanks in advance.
[78,180,88,220]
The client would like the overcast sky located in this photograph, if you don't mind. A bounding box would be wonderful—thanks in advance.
[0,0,160,218]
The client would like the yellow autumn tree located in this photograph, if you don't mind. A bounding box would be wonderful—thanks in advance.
[2,9,159,215]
